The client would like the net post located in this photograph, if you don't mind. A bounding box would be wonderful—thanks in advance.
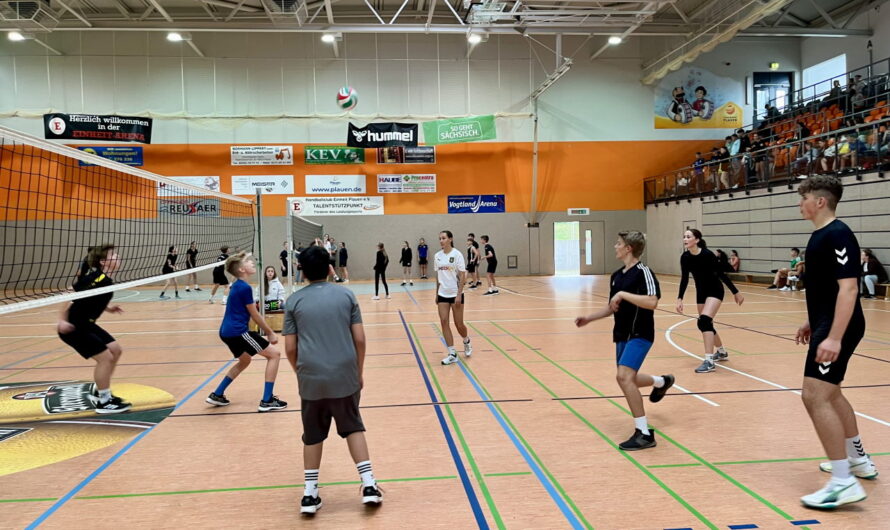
[256,188,266,328]
[286,197,294,295]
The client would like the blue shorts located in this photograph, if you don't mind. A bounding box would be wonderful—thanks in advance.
[615,338,653,371]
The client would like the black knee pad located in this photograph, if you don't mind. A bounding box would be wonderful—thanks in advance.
[697,315,715,334]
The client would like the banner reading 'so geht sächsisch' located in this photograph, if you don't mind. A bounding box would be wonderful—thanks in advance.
[447,195,505,214]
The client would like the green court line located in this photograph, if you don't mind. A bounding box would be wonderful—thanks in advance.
[472,323,717,530]
[483,472,533,477]
[0,475,458,504]
[0,352,72,381]
[650,451,890,469]
[431,324,593,530]
[408,323,506,530]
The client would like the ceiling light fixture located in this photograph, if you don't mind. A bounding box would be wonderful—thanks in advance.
[8,31,27,42]
[167,32,191,42]
[608,36,622,45]
[468,33,482,44]
[321,33,336,43]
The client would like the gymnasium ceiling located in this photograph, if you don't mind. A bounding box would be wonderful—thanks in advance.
[0,0,883,38]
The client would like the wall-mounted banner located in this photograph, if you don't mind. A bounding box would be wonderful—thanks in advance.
[44,113,153,143]
[447,194,505,214]
[232,175,294,195]
[377,174,436,193]
[231,146,294,166]
[655,67,744,129]
[290,196,384,216]
[423,115,496,145]
[347,122,418,148]
[159,198,220,217]
[157,176,220,197]
[305,174,367,194]
[377,146,436,164]
[77,146,144,167]
[304,146,364,165]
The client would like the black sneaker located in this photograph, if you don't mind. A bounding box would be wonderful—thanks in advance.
[475,281,482,287]
[649,374,675,403]
[483,290,494,296]
[94,396,132,414]
[258,395,288,412]
[618,429,656,451]
[766,285,778,290]
[301,495,322,515]
[194,287,202,291]
[362,484,383,505]
[400,282,406,286]
[206,392,230,406]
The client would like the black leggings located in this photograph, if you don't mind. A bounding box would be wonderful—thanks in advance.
[375,270,389,295]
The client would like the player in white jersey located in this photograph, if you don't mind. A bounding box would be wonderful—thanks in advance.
[434,230,473,365]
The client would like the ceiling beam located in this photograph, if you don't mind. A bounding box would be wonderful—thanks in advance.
[145,0,174,22]
[809,0,838,28]
[55,0,94,27]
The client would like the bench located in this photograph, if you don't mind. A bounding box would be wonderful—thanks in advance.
[877,283,890,301]
[728,272,774,285]
[250,311,284,333]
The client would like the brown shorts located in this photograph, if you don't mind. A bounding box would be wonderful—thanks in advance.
[301,390,365,445]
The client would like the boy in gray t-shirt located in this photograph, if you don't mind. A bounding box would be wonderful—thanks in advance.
[283,245,382,515]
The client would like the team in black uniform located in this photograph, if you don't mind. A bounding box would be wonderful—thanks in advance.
[576,231,674,451]
[159,245,180,300]
[676,229,745,373]
[481,235,499,296]
[185,241,201,292]
[209,245,230,304]
[794,175,874,509]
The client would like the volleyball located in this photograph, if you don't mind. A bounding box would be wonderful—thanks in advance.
[336,86,358,111]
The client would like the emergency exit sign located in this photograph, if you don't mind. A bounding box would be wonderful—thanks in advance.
[567,208,589,216]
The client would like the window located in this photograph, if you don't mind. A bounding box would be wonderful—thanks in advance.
[803,54,846,99]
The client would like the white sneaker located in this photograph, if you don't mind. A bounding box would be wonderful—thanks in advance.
[463,339,473,357]
[208,298,215,304]
[441,353,459,365]
[221,297,227,305]
[386,295,391,299]
[819,455,879,479]
[372,296,380,300]
[779,286,791,291]
[800,478,866,509]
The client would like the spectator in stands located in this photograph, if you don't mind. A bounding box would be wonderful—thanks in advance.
[716,146,732,190]
[750,132,769,181]
[768,247,803,290]
[797,120,811,139]
[821,138,838,172]
[822,80,842,110]
[854,74,867,95]
[860,249,887,299]
[737,128,751,152]
[729,133,742,183]
[765,103,780,123]
[742,146,756,183]
[693,152,705,181]
[729,250,741,272]
[850,89,866,114]
[793,141,821,175]
[837,135,858,171]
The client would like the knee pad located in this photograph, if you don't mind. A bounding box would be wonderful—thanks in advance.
[697,315,715,334]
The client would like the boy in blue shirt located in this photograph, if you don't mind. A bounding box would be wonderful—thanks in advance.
[206,252,287,412]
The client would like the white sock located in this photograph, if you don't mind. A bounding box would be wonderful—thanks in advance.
[463,337,471,345]
[846,435,866,459]
[634,416,650,435]
[716,346,727,354]
[651,376,665,388]
[304,469,319,497]
[98,388,112,404]
[447,346,456,357]
[356,460,375,487]
[830,459,851,482]
[705,354,714,362]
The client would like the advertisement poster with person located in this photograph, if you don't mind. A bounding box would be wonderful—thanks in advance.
[654,67,744,129]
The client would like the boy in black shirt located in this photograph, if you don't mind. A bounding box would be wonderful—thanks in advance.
[795,175,875,509]
[481,235,499,295]
[185,241,200,292]
[57,244,131,414]
[575,231,674,451]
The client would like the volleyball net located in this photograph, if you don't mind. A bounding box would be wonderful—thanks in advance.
[285,198,324,291]
[0,125,255,313]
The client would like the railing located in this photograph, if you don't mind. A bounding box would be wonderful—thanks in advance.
[644,115,890,205]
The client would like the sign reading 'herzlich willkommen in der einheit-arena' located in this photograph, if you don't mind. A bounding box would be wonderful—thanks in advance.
[44,113,153,143]
[347,123,418,148]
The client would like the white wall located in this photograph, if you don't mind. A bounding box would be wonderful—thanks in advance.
[0,32,802,144]
[801,3,890,75]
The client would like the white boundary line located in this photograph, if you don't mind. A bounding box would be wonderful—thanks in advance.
[672,382,720,407]
[665,318,890,428]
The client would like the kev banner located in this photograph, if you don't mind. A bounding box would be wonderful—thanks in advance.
[44,113,153,143]
[447,195,505,214]
[347,122,418,148]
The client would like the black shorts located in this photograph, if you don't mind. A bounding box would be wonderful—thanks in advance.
[339,258,347,267]
[212,269,229,285]
[301,391,365,445]
[804,323,864,385]
[59,323,115,359]
[162,266,174,275]
[486,260,498,274]
[401,262,411,268]
[220,331,269,358]
[695,285,724,305]
[437,294,465,304]
[418,257,428,265]
[466,262,477,273]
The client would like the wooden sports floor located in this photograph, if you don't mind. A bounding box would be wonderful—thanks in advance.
[1,276,888,529]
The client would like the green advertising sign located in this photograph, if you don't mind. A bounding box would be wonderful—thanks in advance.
[422,115,497,145]
[304,146,364,165]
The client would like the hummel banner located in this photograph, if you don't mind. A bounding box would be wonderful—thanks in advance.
[347,122,418,148]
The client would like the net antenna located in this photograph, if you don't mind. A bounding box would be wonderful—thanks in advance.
[0,125,256,314]
[285,197,323,294]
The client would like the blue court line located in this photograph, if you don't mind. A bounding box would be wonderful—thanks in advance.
[791,521,820,526]
[0,350,58,369]
[26,359,235,529]
[403,285,421,307]
[432,331,586,530]
[664,527,694,530]
[397,311,488,530]
[729,525,759,529]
